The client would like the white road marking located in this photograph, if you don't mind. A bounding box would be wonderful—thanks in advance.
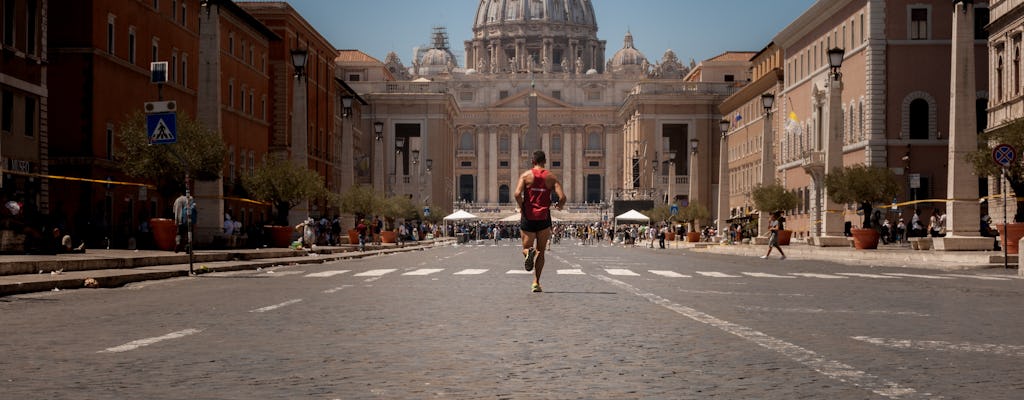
[454,269,488,275]
[266,270,304,277]
[835,273,901,279]
[696,271,741,278]
[506,270,533,274]
[852,336,1024,357]
[882,273,953,280]
[738,306,930,317]
[679,288,810,297]
[742,272,796,279]
[98,329,202,353]
[305,270,350,278]
[595,275,918,398]
[940,274,1011,281]
[790,273,846,279]
[354,269,397,277]
[649,270,690,278]
[250,299,303,313]
[323,285,353,294]
[557,269,586,275]
[604,268,641,276]
[402,268,444,276]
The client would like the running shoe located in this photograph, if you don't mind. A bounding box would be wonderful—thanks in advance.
[531,283,543,293]
[524,248,537,271]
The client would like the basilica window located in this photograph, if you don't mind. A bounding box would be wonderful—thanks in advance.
[530,0,543,19]
[499,134,510,153]
[506,0,520,20]
[459,132,474,150]
[587,132,601,149]
[552,134,562,153]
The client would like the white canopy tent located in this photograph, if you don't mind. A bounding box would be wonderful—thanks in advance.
[443,210,479,239]
[614,209,650,224]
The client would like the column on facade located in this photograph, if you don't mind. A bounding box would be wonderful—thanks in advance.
[542,38,553,73]
[515,39,525,71]
[511,128,520,198]
[477,127,488,203]
[575,128,585,202]
[568,40,579,73]
[541,126,551,163]
[563,126,574,198]
[605,128,615,202]
[489,129,499,203]
[490,40,501,73]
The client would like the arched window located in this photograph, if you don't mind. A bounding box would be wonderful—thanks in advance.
[459,131,474,150]
[587,131,601,149]
[499,184,510,204]
[909,99,929,139]
[499,134,510,152]
[552,134,562,153]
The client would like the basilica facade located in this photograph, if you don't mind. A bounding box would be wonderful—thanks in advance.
[340,0,740,218]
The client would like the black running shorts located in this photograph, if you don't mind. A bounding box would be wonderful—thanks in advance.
[520,217,552,233]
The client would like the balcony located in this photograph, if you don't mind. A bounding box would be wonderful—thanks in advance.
[456,149,475,158]
[801,151,825,177]
[584,149,604,157]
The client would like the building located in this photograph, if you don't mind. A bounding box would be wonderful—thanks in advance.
[48,0,201,247]
[0,0,47,249]
[987,0,1024,221]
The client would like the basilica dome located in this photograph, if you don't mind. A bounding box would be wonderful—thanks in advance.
[474,0,597,29]
[609,31,647,67]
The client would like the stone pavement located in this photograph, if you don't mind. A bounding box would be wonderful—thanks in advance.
[0,237,1016,297]
[0,239,452,297]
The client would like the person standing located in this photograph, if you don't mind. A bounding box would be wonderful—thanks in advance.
[173,193,195,253]
[356,218,368,251]
[514,150,566,293]
[760,211,786,260]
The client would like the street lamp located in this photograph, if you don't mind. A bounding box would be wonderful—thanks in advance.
[374,121,383,141]
[719,119,730,136]
[666,150,676,205]
[718,119,730,236]
[342,97,353,118]
[426,158,433,173]
[690,138,699,154]
[290,49,308,79]
[827,47,845,80]
[761,93,775,115]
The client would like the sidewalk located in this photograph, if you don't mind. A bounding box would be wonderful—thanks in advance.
[0,239,453,297]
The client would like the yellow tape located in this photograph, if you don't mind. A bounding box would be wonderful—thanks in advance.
[3,169,270,205]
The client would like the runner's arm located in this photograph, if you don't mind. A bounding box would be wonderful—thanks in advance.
[552,174,567,211]
[513,171,528,209]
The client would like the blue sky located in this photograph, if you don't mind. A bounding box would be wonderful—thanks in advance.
[284,0,817,65]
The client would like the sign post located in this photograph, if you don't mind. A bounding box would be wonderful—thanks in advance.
[993,144,1016,269]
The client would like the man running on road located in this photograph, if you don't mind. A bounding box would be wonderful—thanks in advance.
[514,150,566,293]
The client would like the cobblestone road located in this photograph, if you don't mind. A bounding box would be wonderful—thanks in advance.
[2,240,1022,399]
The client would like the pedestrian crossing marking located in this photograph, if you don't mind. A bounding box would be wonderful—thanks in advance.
[790,273,846,279]
[882,273,953,280]
[402,268,444,276]
[940,274,1010,281]
[266,270,304,277]
[742,272,796,279]
[649,270,690,278]
[604,268,641,276]
[696,271,741,278]
[454,269,488,275]
[305,270,350,278]
[506,270,533,274]
[835,273,899,279]
[558,269,586,275]
[354,269,397,277]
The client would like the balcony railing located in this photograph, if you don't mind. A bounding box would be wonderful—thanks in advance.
[584,149,604,157]
[456,149,475,157]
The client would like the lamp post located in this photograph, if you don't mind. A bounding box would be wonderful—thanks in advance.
[412,149,421,205]
[393,137,405,197]
[651,157,658,198]
[288,47,309,226]
[342,97,353,118]
[689,138,700,230]
[759,92,776,238]
[665,150,676,205]
[816,47,846,245]
[718,118,730,236]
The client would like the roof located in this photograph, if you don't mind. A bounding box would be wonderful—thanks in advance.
[336,50,382,64]
[706,51,758,63]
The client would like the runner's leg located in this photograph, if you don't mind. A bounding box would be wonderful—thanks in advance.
[534,227,551,285]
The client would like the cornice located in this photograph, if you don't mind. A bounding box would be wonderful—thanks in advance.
[774,0,854,48]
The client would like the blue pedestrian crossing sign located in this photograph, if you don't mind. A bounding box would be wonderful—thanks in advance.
[146,112,177,144]
[670,204,679,215]
[423,206,431,217]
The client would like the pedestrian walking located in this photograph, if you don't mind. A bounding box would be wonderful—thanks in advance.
[172,192,196,253]
[356,218,368,251]
[514,150,566,293]
[760,211,786,260]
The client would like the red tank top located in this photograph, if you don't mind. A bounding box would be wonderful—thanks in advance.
[524,168,552,221]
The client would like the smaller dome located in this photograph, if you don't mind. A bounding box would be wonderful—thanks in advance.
[586,69,598,75]
[610,31,648,67]
[465,68,478,75]
[421,48,454,67]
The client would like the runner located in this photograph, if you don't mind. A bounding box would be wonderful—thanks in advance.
[514,150,566,293]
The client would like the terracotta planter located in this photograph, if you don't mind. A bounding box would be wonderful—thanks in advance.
[666,232,676,241]
[851,228,880,249]
[150,218,177,251]
[777,230,792,246]
[348,229,360,245]
[265,225,295,248]
[381,230,397,243]
[686,232,700,242]
[997,223,1024,254]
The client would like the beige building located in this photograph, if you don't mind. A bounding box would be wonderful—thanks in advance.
[987,0,1024,220]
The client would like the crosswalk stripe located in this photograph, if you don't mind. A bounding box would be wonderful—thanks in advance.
[696,271,741,278]
[605,268,641,276]
[454,269,488,275]
[742,272,795,279]
[789,273,846,279]
[402,268,444,276]
[835,273,899,279]
[558,269,586,275]
[353,269,397,277]
[305,270,350,278]
[940,274,1011,281]
[882,273,954,280]
[266,270,304,277]
[506,270,533,274]
[649,270,690,278]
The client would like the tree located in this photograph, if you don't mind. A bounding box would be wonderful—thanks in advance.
[242,158,330,226]
[380,195,417,230]
[117,111,226,200]
[337,184,381,224]
[642,203,673,223]
[751,181,801,216]
[679,202,710,232]
[967,119,1024,222]
[823,164,900,229]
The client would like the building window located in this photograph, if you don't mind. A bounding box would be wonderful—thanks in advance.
[552,161,561,168]
[459,91,473,101]
[587,132,601,149]
[181,54,188,86]
[180,2,186,26]
[499,90,509,99]
[228,81,234,108]
[26,0,37,55]
[459,132,474,150]
[588,161,599,167]
[228,146,235,181]
[152,38,159,63]
[106,124,114,160]
[552,134,561,153]
[228,32,234,55]
[170,51,177,82]
[460,161,472,167]
[261,95,266,120]
[2,0,14,47]
[909,99,929,139]
[249,90,254,115]
[249,45,254,64]
[171,0,176,21]
[153,0,158,10]
[0,90,11,132]
[910,7,928,40]
[724,74,735,82]
[587,91,601,101]
[975,6,990,40]
[499,161,509,168]
[349,74,361,82]
[24,97,34,137]
[128,27,136,64]
[551,90,561,100]
[107,14,115,54]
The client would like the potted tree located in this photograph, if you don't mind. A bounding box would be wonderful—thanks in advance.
[967,119,1024,253]
[751,181,801,245]
[680,203,710,242]
[380,195,416,243]
[823,164,900,249]
[118,111,226,251]
[338,184,380,244]
[643,204,676,240]
[242,157,330,248]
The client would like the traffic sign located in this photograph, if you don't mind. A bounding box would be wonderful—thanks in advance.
[423,206,431,217]
[146,112,177,144]
[670,204,679,215]
[993,143,1016,167]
